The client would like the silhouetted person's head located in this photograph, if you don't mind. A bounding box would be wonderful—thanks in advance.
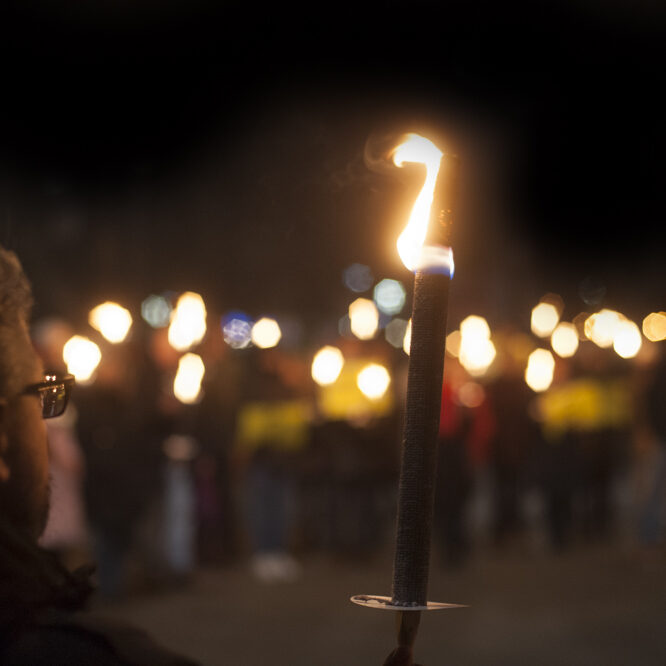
[0,246,50,541]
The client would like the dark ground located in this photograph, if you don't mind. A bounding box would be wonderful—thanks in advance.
[98,539,665,665]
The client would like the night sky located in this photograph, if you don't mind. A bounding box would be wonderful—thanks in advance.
[1,2,663,339]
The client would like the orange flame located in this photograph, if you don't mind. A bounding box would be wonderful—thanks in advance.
[393,133,447,272]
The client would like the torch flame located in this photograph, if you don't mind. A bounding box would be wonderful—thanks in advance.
[393,133,447,272]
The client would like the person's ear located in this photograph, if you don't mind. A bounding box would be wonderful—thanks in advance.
[0,398,10,482]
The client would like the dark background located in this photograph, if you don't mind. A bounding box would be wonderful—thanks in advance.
[1,1,663,337]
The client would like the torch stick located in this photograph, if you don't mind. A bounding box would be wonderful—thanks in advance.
[392,266,450,589]
[352,135,465,665]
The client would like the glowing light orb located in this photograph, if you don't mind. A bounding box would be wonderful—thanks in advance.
[460,315,491,341]
[445,330,461,358]
[311,346,345,386]
[349,298,379,340]
[222,312,253,349]
[460,339,496,377]
[403,318,412,355]
[525,348,555,392]
[63,335,102,384]
[458,381,485,408]
[458,315,495,376]
[373,279,406,315]
[338,314,352,338]
[385,318,409,349]
[642,312,666,342]
[168,292,207,351]
[141,295,172,329]
[531,302,560,338]
[88,302,132,344]
[173,353,205,404]
[251,317,282,349]
[572,312,591,340]
[584,309,624,348]
[356,363,391,400]
[550,322,579,358]
[613,320,642,359]
[343,263,374,293]
[163,434,198,461]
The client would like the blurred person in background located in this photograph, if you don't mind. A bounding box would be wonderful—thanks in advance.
[636,345,666,554]
[536,348,632,550]
[487,336,539,549]
[0,244,197,664]
[304,414,397,561]
[162,434,198,583]
[434,357,496,568]
[146,324,236,584]
[301,337,398,560]
[234,348,310,582]
[534,356,581,551]
[190,329,242,566]
[573,345,632,541]
[75,340,165,600]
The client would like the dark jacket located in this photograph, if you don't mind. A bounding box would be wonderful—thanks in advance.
[0,521,199,665]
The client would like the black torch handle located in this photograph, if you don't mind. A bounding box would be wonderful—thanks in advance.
[391,269,450,606]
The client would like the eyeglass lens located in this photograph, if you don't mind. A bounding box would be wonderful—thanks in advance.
[42,386,68,419]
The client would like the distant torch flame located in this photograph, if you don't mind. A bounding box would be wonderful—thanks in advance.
[89,302,133,343]
[63,335,102,384]
[349,298,379,340]
[393,133,448,272]
[173,353,205,404]
[168,292,207,352]
[311,346,345,386]
[356,363,391,400]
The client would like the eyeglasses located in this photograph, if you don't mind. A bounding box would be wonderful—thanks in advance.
[22,373,75,419]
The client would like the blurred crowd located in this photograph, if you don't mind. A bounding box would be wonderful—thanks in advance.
[31,317,666,601]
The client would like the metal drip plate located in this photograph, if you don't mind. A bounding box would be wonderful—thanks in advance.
[350,594,466,611]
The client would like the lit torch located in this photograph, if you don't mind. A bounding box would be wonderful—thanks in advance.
[352,133,464,665]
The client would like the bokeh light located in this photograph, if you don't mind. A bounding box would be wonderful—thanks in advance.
[403,318,412,355]
[173,353,205,404]
[163,434,198,461]
[531,302,560,338]
[642,312,666,342]
[311,346,345,386]
[168,292,207,351]
[460,315,491,341]
[373,279,406,315]
[356,363,391,400]
[338,314,352,338]
[251,317,282,349]
[460,338,496,377]
[550,322,579,358]
[445,330,462,358]
[584,309,623,348]
[349,298,379,340]
[572,312,591,340]
[88,301,133,343]
[458,381,486,408]
[458,315,496,376]
[385,318,409,349]
[613,319,642,359]
[63,335,102,384]
[525,348,555,392]
[141,294,172,328]
[222,311,253,349]
[343,263,374,293]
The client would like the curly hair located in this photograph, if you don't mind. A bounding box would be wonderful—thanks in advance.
[0,245,36,398]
